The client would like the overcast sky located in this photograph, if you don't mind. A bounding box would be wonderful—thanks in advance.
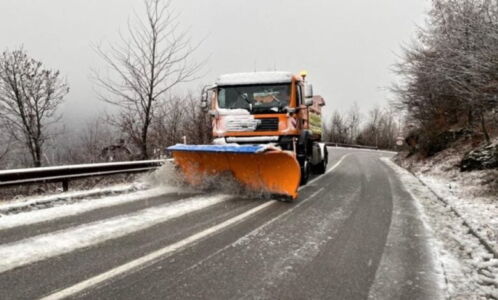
[0,0,431,130]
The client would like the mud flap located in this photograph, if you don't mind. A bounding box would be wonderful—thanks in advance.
[167,144,301,199]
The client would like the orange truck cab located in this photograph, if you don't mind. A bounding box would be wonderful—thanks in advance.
[201,71,328,184]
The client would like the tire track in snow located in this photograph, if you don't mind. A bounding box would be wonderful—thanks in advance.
[0,194,231,274]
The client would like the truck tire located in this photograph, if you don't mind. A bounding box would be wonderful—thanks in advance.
[279,195,294,203]
[312,147,328,174]
[300,159,310,185]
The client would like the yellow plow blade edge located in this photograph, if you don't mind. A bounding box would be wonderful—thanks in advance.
[167,145,301,199]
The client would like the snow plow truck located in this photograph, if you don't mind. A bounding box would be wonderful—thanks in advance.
[167,71,327,200]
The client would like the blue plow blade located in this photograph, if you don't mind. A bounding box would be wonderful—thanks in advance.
[166,144,269,154]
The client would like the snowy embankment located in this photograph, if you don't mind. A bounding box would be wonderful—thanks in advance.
[395,148,497,254]
[382,158,498,299]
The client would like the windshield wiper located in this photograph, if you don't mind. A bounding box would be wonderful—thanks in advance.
[240,93,252,112]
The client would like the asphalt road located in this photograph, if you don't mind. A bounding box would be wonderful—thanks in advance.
[0,148,442,300]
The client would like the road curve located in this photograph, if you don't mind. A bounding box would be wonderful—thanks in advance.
[0,148,442,300]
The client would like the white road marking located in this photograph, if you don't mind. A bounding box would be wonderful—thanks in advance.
[0,194,231,274]
[40,200,277,300]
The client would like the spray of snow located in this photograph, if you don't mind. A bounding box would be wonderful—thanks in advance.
[0,194,232,274]
[139,160,186,189]
[192,172,274,200]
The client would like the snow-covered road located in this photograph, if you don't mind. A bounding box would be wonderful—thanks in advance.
[0,148,454,299]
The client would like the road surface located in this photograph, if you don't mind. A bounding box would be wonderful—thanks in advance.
[0,148,442,299]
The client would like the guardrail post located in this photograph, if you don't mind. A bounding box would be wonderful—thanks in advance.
[62,180,69,192]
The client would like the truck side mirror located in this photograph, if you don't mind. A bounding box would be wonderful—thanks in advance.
[304,83,313,106]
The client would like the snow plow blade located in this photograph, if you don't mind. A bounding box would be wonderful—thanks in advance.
[167,145,301,199]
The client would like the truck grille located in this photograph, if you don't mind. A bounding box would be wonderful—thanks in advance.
[255,118,279,131]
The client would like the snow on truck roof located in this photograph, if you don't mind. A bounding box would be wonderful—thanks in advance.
[215,71,294,86]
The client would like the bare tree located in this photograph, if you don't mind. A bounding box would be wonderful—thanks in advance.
[0,129,10,164]
[148,91,212,156]
[323,104,399,149]
[324,110,349,144]
[181,92,212,145]
[355,106,400,149]
[346,102,361,143]
[0,48,69,167]
[394,0,498,147]
[149,96,186,152]
[69,117,119,163]
[94,0,201,159]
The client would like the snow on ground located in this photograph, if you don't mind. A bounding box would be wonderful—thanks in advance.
[0,185,182,230]
[396,148,497,254]
[0,194,232,274]
[382,157,498,299]
[0,159,177,210]
[0,161,186,219]
[419,174,497,253]
[0,184,139,213]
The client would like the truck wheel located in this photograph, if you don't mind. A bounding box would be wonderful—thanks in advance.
[313,147,328,174]
[278,195,294,203]
[313,161,326,174]
[300,159,310,185]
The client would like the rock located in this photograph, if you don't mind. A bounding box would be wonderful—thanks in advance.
[461,140,498,171]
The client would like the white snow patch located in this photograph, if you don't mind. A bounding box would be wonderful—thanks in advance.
[224,115,259,132]
[0,185,181,230]
[216,71,293,86]
[0,194,232,274]
[417,174,497,253]
[381,157,498,299]
[217,108,250,116]
[0,184,137,212]
[396,147,497,251]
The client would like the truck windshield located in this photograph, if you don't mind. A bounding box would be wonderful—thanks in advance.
[218,84,290,113]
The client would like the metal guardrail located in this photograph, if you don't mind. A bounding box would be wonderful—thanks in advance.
[325,143,379,150]
[0,160,165,191]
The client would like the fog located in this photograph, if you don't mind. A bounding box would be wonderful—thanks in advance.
[0,0,430,131]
